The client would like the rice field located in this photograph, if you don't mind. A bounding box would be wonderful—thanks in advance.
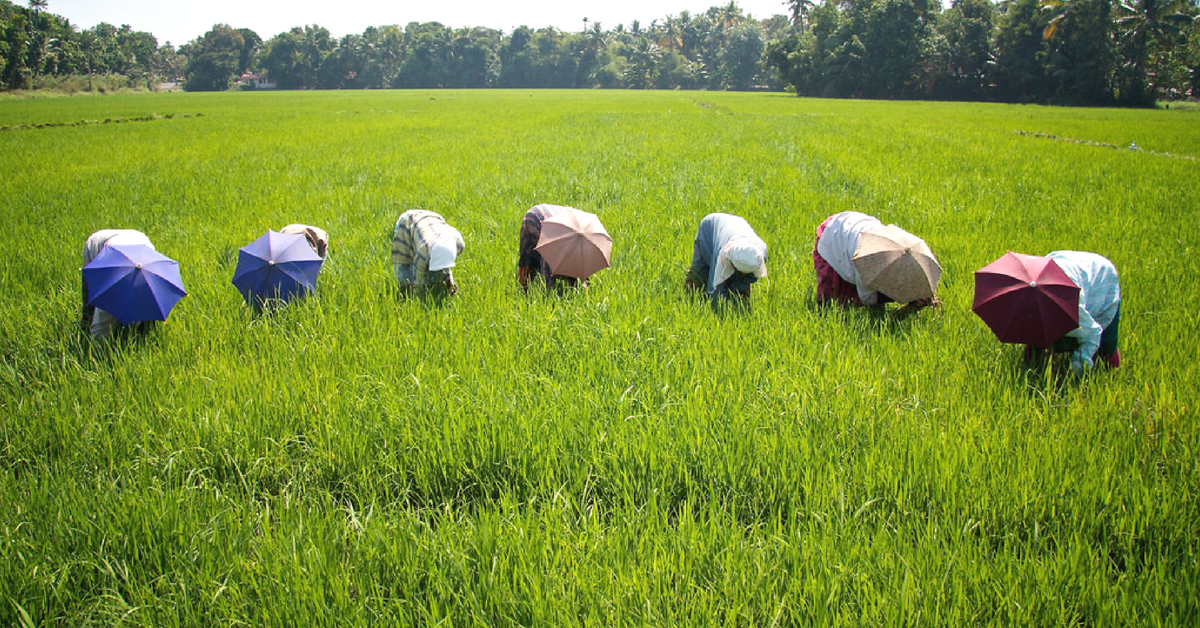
[1,90,1198,626]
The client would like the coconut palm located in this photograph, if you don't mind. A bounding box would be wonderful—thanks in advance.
[657,16,685,51]
[585,22,607,55]
[787,0,818,26]
[716,1,744,30]
[625,38,663,88]
[1115,0,1194,102]
[1116,0,1193,64]
[1039,0,1080,40]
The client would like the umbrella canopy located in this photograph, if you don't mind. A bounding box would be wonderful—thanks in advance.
[972,251,1080,348]
[851,225,941,303]
[83,244,187,324]
[534,208,612,280]
[231,230,324,307]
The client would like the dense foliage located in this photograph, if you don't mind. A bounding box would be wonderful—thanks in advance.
[1,89,1198,626]
[2,0,1199,104]
[0,0,165,91]
[1,0,1198,103]
[769,0,1200,105]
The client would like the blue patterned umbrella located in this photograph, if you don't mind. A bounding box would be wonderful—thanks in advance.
[231,230,324,307]
[83,244,187,324]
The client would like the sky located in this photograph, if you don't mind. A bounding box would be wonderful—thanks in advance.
[47,0,794,47]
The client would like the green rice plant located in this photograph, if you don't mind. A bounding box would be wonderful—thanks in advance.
[1,90,1197,626]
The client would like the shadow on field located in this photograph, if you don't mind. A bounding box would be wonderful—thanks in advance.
[813,299,930,337]
[1006,349,1094,394]
[680,286,754,318]
[393,283,457,309]
[73,319,164,365]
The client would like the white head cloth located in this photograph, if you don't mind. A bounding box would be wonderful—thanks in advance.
[428,228,460,272]
[714,235,767,288]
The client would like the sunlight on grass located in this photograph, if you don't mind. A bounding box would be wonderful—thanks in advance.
[1,90,1198,626]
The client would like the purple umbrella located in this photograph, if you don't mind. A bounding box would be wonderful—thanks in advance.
[231,230,323,307]
[83,244,187,324]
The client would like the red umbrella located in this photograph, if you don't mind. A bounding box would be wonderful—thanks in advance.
[972,252,1080,348]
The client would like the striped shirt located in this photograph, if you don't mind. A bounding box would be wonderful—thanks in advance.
[392,210,464,289]
[1047,251,1121,372]
[518,204,564,276]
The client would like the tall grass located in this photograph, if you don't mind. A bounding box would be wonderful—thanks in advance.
[1,90,1198,626]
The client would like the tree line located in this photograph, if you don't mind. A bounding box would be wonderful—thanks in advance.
[180,5,787,92]
[1,0,167,90]
[2,0,1198,105]
[771,0,1199,105]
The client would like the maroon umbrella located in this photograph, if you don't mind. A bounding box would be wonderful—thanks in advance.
[972,252,1080,348]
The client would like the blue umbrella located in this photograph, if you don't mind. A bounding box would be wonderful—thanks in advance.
[83,244,188,324]
[231,230,324,307]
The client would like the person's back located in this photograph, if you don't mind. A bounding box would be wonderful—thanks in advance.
[392,210,463,295]
[280,224,329,259]
[814,212,884,305]
[687,213,767,298]
[517,204,583,291]
[81,229,155,339]
[1047,251,1119,315]
[1046,250,1121,371]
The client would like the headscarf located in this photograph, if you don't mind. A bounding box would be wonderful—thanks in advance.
[713,235,767,288]
[428,227,462,271]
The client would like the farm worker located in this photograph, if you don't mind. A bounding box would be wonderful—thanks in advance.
[391,210,464,295]
[813,211,938,308]
[684,213,768,299]
[517,204,584,292]
[80,229,154,340]
[1026,251,1121,373]
[280,224,329,259]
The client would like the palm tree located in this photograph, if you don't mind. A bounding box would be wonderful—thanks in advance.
[1114,0,1194,102]
[716,1,744,30]
[1116,0,1193,61]
[28,0,48,13]
[658,15,684,51]
[625,38,662,88]
[787,0,817,27]
[585,22,607,55]
[1039,0,1075,40]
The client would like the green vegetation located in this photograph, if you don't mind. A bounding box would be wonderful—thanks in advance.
[4,0,1200,104]
[1,90,1199,625]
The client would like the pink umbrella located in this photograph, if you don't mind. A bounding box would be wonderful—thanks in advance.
[972,251,1080,348]
[534,207,612,280]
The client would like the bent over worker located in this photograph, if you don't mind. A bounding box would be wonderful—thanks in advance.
[684,213,768,299]
[1027,250,1121,373]
[813,211,940,309]
[391,210,464,296]
[81,229,154,340]
[517,204,585,292]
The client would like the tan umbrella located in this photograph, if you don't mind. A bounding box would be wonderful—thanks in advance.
[534,207,612,280]
[851,225,941,303]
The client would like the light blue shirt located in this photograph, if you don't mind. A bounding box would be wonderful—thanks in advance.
[1047,251,1121,373]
